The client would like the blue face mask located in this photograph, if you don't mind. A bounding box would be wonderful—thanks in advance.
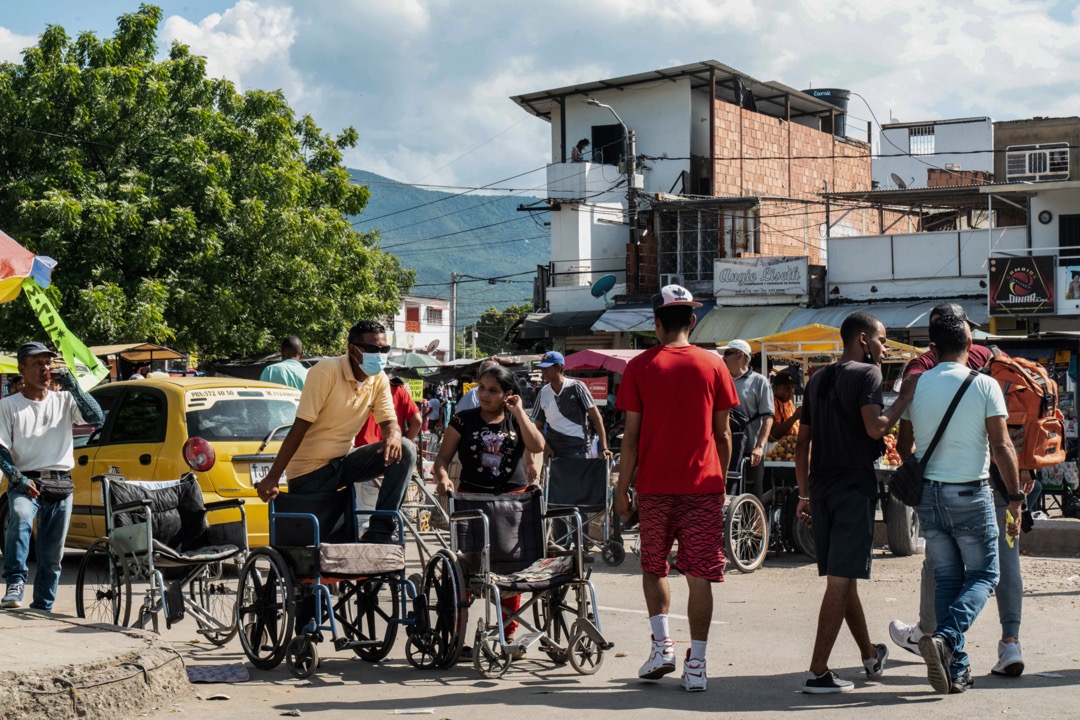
[359,352,388,377]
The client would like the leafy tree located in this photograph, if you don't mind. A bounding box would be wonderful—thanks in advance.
[473,302,532,356]
[0,4,413,357]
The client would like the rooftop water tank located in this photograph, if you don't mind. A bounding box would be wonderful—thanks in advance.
[803,88,850,138]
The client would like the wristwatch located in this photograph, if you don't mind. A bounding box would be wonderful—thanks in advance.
[1006,492,1025,502]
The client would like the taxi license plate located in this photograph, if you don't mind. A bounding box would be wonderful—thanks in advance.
[249,462,273,483]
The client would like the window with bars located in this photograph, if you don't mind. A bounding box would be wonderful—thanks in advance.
[908,126,935,156]
[656,208,756,294]
[1005,143,1069,182]
[425,307,444,326]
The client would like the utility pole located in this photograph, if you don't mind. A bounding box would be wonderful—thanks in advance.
[627,129,638,245]
[449,272,458,362]
[471,324,478,359]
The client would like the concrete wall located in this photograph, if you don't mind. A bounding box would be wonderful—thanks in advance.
[1026,187,1080,315]
[827,226,1027,301]
[391,297,451,355]
[995,118,1080,181]
[548,204,628,290]
[875,118,993,189]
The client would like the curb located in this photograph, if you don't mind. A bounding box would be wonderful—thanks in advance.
[0,615,192,720]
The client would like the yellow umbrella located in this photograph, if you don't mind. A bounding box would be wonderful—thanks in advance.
[0,355,17,374]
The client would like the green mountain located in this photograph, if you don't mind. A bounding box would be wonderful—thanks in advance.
[348,169,548,324]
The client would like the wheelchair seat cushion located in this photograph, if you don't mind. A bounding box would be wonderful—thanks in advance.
[489,555,576,593]
[319,543,405,576]
[152,541,242,566]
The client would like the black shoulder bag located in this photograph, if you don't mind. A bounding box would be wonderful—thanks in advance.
[889,370,977,507]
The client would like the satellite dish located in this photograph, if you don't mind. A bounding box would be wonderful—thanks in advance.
[890,173,908,190]
[590,274,618,309]
[425,339,440,353]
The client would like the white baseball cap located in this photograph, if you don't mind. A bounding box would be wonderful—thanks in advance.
[718,339,753,357]
[652,284,703,309]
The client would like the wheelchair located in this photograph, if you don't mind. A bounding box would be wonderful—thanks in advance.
[75,473,247,644]
[234,487,438,679]
[413,487,613,678]
[543,456,625,566]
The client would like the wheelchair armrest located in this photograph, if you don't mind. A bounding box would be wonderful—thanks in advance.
[113,499,153,514]
[449,509,486,522]
[543,508,583,522]
[205,499,246,511]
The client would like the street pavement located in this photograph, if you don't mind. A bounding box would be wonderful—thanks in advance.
[20,539,1080,720]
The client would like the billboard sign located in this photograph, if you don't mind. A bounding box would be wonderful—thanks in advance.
[714,256,808,297]
[988,254,1055,315]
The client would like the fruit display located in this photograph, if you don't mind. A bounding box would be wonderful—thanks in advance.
[767,433,798,461]
[879,432,902,467]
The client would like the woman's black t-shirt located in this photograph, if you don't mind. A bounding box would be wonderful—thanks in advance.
[450,408,527,494]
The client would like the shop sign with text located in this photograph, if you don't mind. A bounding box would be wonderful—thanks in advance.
[714,256,808,297]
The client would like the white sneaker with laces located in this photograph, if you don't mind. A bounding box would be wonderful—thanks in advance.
[638,636,676,680]
[681,650,707,692]
[888,619,921,656]
[991,640,1024,676]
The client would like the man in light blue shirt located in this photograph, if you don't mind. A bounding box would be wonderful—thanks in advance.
[899,315,1022,694]
[456,358,501,413]
[260,336,308,390]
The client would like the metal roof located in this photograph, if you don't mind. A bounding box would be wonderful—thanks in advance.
[821,183,1032,211]
[780,299,990,331]
[510,60,845,125]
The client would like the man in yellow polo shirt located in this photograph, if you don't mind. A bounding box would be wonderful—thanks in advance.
[255,319,416,543]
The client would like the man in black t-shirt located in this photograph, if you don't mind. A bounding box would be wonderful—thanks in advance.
[795,312,916,694]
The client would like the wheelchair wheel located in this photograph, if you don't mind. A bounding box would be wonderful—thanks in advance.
[236,547,296,670]
[724,493,768,573]
[188,558,241,646]
[533,585,572,664]
[76,539,132,627]
[408,549,467,669]
[601,540,625,567]
[472,621,511,679]
[338,578,399,662]
[568,586,604,675]
[286,635,319,679]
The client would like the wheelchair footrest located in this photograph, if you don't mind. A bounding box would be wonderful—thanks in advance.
[509,630,545,654]
[165,582,186,624]
[572,617,610,648]
[333,637,383,652]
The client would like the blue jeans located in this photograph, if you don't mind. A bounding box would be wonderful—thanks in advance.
[918,483,1032,639]
[917,481,999,678]
[288,439,416,539]
[3,490,73,610]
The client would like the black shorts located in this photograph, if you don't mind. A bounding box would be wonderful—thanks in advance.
[811,484,875,579]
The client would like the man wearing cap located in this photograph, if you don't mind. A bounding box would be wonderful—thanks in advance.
[531,351,611,461]
[2,342,105,610]
[888,302,1035,680]
[616,285,739,692]
[721,339,774,498]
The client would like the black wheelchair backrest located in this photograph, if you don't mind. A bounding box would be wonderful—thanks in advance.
[547,457,609,509]
[452,488,544,574]
[107,476,208,552]
[271,488,356,546]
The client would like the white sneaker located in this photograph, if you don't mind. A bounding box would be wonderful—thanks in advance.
[888,619,921,656]
[638,636,676,680]
[681,650,707,692]
[991,640,1025,676]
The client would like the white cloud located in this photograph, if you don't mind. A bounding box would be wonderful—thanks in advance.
[0,27,37,64]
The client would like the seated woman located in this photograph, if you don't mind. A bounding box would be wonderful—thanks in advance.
[434,364,545,651]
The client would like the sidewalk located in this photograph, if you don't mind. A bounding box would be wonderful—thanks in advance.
[0,609,191,720]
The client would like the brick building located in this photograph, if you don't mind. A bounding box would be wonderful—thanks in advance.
[511,61,907,349]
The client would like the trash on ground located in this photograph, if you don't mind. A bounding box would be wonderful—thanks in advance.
[390,710,435,715]
[281,711,302,718]
[206,693,231,701]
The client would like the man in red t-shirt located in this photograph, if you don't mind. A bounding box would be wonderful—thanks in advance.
[616,284,738,693]
[353,376,423,518]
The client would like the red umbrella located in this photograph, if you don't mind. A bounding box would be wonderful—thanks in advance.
[562,349,643,375]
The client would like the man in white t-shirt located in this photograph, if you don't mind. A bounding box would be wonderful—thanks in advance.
[900,315,1022,694]
[531,351,611,460]
[2,342,105,610]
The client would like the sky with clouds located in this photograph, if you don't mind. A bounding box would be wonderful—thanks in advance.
[3,0,1080,195]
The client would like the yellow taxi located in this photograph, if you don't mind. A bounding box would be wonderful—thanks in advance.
[1,377,299,550]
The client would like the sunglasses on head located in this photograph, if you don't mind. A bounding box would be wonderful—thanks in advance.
[350,341,392,354]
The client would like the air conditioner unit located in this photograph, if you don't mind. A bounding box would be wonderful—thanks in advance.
[945,163,962,171]
[661,273,684,287]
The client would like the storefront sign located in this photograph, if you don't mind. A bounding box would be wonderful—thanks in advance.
[573,376,609,404]
[714,256,808,297]
[988,255,1056,315]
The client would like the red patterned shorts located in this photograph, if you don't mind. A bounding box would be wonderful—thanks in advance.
[638,493,725,582]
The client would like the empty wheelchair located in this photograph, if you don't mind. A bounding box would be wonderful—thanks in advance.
[234,487,436,678]
[414,487,612,678]
[722,432,768,573]
[75,473,247,643]
[543,456,624,566]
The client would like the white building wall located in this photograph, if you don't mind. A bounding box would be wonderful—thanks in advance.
[874,118,994,189]
[1027,188,1080,315]
[389,297,452,357]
